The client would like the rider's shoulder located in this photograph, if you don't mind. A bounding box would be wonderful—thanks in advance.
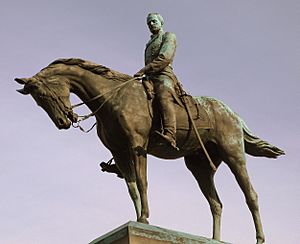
[163,32,176,40]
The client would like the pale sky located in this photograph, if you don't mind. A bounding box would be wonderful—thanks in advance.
[1,1,299,243]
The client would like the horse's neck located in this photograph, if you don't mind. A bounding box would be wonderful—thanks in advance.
[64,66,124,116]
[67,69,118,100]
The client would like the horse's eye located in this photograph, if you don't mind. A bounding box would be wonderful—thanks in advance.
[38,92,47,99]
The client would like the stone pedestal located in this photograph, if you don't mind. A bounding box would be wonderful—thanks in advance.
[90,221,230,244]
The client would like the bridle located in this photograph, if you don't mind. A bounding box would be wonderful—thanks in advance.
[36,79,77,123]
[37,75,140,133]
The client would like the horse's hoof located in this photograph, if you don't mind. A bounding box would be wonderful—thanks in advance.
[256,239,265,244]
[137,217,149,224]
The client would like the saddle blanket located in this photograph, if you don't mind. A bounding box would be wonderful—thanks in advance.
[175,95,212,130]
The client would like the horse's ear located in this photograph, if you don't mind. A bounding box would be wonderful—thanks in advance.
[17,88,30,95]
[15,78,31,95]
[15,78,29,84]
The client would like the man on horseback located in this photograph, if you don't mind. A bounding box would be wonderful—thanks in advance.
[134,13,179,150]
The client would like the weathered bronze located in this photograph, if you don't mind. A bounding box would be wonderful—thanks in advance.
[15,58,284,244]
[134,13,179,149]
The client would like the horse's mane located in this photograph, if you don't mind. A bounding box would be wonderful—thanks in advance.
[47,58,132,82]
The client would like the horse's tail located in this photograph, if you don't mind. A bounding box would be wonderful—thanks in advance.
[241,120,285,158]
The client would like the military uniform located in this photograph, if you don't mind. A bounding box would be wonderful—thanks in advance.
[137,30,178,147]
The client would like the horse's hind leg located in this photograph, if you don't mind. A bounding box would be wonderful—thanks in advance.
[184,149,222,241]
[223,144,265,244]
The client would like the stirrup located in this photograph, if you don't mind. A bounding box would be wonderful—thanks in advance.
[100,159,124,179]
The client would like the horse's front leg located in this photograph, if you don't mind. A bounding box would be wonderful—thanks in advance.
[126,181,142,219]
[113,152,142,220]
[132,146,149,224]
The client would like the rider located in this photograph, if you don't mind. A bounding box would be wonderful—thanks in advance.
[134,13,179,150]
[101,13,180,177]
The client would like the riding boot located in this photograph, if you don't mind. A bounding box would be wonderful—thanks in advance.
[100,162,124,179]
[158,95,178,150]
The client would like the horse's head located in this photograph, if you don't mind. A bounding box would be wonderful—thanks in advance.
[15,75,78,130]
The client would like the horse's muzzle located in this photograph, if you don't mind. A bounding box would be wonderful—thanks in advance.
[56,117,71,129]
[68,111,78,123]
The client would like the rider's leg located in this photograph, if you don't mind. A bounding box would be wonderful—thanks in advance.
[154,77,177,148]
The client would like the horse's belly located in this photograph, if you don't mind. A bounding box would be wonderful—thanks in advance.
[148,128,211,159]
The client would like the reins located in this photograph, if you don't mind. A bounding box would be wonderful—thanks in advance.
[71,76,140,132]
[42,73,216,170]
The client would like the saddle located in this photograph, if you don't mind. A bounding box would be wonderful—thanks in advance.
[143,79,212,132]
[174,95,212,130]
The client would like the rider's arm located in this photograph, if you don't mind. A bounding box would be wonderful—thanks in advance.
[137,32,176,76]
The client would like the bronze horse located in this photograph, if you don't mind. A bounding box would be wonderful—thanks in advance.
[15,58,284,244]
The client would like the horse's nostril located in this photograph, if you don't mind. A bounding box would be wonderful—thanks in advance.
[58,118,64,125]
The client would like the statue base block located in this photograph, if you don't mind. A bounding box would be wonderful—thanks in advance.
[90,221,230,244]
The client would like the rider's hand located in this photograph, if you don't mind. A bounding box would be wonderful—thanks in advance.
[133,71,144,79]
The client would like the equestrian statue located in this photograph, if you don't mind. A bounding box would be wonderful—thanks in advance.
[14,13,284,244]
